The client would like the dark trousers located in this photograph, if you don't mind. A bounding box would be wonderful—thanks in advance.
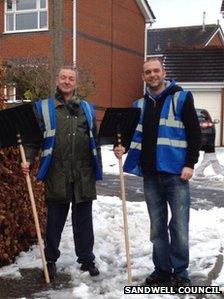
[44,198,95,264]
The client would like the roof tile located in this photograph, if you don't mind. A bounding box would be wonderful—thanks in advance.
[161,49,224,82]
[147,24,220,54]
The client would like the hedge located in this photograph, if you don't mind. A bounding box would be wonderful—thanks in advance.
[0,145,45,266]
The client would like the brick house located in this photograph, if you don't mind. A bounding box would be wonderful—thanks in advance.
[0,0,155,120]
[147,24,224,53]
[147,25,224,146]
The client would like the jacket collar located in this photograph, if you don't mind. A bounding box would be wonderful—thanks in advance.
[54,88,81,108]
[145,80,176,100]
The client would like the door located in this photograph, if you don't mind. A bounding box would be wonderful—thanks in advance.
[192,91,221,146]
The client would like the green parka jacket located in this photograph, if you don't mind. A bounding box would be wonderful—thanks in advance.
[25,95,102,204]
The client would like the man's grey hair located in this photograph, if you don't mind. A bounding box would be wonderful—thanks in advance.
[58,65,79,82]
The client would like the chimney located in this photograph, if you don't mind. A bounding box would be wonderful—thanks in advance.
[202,11,206,31]
[166,38,171,49]
[156,44,161,52]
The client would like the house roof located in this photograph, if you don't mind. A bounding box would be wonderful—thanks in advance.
[221,0,224,12]
[136,0,156,23]
[160,49,224,82]
[147,24,223,54]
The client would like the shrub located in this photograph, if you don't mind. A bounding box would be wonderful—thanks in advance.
[0,59,45,266]
[4,57,51,101]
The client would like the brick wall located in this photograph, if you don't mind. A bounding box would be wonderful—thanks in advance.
[0,1,51,61]
[0,32,51,59]
[207,33,224,48]
[77,0,145,116]
[0,0,146,116]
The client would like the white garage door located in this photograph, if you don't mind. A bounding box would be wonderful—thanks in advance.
[191,91,221,146]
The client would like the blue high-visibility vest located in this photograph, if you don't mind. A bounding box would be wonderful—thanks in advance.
[35,98,102,181]
[123,91,188,176]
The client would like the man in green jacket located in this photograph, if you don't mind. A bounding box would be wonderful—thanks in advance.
[21,67,102,279]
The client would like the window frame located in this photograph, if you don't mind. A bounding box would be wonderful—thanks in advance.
[4,84,19,103]
[4,0,48,33]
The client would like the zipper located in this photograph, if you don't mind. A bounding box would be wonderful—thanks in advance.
[68,113,77,181]
[71,114,77,157]
[146,94,156,108]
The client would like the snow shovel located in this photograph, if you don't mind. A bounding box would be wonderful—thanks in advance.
[0,104,50,283]
[99,107,141,284]
[117,131,132,284]
[17,134,50,284]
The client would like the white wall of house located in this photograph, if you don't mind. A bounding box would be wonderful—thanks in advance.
[180,83,224,146]
[193,91,221,146]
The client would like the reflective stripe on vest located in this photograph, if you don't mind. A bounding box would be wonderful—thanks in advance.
[129,98,144,150]
[36,98,102,181]
[157,137,187,148]
[123,98,144,176]
[156,91,188,173]
[80,100,102,180]
[35,98,56,181]
[158,91,187,149]
[130,141,142,150]
[42,99,51,131]
[136,124,143,132]
[168,91,180,118]
[42,99,55,138]
[41,99,55,158]
[41,148,53,157]
[124,91,188,176]
[159,118,184,128]
[44,129,56,138]
[159,92,184,129]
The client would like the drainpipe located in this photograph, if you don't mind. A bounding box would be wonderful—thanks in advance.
[221,88,224,145]
[143,22,151,93]
[73,0,77,66]
[144,23,150,61]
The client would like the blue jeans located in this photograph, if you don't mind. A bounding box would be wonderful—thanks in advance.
[143,173,190,279]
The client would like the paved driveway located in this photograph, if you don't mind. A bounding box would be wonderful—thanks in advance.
[97,173,224,210]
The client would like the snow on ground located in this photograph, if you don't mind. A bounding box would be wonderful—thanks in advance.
[0,146,224,299]
[194,147,224,180]
[101,145,125,175]
[102,145,224,178]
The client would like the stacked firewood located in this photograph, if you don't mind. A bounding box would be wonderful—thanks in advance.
[0,147,45,266]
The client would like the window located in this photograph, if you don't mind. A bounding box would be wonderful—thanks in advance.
[4,84,19,103]
[5,0,48,33]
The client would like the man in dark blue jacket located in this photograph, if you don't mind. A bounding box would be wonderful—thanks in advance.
[114,57,201,286]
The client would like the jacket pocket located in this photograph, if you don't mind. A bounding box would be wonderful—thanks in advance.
[45,170,67,200]
[80,166,96,199]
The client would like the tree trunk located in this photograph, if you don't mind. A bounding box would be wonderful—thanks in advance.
[49,0,64,95]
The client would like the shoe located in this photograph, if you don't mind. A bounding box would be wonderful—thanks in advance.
[172,275,191,287]
[46,261,57,279]
[80,261,100,276]
[144,273,171,286]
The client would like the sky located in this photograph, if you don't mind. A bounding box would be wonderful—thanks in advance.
[0,146,224,298]
[148,0,224,29]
